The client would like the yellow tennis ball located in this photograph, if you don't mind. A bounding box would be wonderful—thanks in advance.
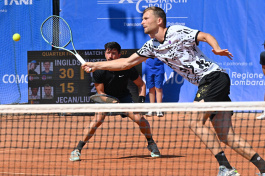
[13,33,21,42]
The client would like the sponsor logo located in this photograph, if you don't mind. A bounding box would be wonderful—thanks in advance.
[135,0,188,13]
[2,74,28,83]
[42,75,46,80]
[230,71,265,86]
[0,9,7,12]
[98,0,188,14]
[4,0,33,5]
[97,0,188,27]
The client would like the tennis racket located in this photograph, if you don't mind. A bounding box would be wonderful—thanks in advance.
[40,15,90,69]
[90,94,128,117]
[90,94,120,103]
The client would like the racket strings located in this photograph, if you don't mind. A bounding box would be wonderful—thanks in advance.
[41,16,71,48]
[90,95,120,103]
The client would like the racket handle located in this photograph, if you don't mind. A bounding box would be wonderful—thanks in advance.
[75,53,86,65]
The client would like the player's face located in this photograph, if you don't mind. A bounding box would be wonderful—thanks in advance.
[30,63,37,70]
[44,86,51,95]
[44,62,50,70]
[141,10,159,35]
[31,88,38,95]
[105,49,121,61]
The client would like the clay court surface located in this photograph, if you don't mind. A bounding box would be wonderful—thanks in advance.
[0,112,264,176]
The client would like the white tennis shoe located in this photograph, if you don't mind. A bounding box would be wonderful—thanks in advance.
[147,143,161,158]
[69,149,81,161]
[156,111,164,117]
[217,165,240,176]
[146,111,153,117]
[257,112,265,120]
[257,173,265,176]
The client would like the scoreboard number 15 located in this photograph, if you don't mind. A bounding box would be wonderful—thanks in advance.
[60,83,74,93]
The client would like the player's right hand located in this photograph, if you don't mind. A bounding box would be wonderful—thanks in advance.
[82,63,94,73]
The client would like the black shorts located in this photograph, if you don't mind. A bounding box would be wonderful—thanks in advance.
[194,71,232,120]
[108,94,133,118]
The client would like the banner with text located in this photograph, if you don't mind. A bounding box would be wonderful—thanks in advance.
[1,1,265,104]
[60,0,265,102]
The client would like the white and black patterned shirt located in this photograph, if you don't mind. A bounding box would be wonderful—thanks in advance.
[137,25,225,85]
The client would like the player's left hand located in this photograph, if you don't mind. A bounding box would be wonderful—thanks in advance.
[212,49,233,60]
[138,96,145,103]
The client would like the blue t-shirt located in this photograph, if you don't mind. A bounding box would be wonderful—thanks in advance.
[42,70,53,74]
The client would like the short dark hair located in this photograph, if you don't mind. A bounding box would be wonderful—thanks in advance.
[143,7,166,28]
[104,42,121,53]
[31,85,38,90]
[44,84,51,87]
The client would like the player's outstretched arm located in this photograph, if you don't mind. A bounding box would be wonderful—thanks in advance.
[197,31,233,60]
[82,53,147,73]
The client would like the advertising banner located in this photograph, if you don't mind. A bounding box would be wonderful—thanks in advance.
[60,0,265,102]
[1,0,265,103]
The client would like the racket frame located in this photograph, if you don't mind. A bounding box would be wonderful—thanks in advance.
[90,94,120,103]
[40,15,86,64]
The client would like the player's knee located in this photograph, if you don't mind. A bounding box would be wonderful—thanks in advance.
[219,139,229,145]
[136,117,148,125]
[217,134,229,144]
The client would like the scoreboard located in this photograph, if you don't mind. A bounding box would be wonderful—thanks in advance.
[27,49,140,104]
